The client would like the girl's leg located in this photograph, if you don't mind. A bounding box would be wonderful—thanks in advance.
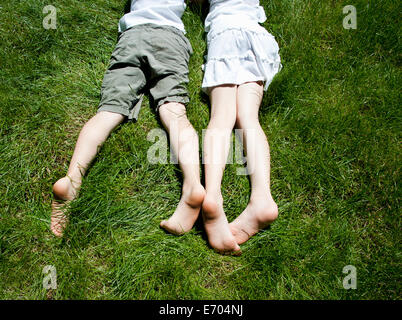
[158,102,205,235]
[51,111,125,237]
[229,82,278,244]
[202,85,241,254]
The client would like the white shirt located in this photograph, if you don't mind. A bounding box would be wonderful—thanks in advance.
[205,0,267,34]
[119,0,186,33]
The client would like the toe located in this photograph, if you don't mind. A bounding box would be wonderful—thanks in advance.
[232,248,242,256]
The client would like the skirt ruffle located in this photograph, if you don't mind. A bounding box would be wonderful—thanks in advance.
[202,26,282,92]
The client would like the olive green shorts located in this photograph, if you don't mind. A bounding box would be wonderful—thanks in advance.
[97,24,193,121]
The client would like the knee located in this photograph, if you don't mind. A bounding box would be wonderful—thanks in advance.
[159,102,186,119]
[84,111,124,136]
[159,102,187,128]
[209,106,236,129]
[93,111,124,126]
[235,112,259,129]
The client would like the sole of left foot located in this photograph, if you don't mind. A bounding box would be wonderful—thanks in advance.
[229,199,278,245]
[202,195,242,255]
[160,184,206,235]
[51,176,79,237]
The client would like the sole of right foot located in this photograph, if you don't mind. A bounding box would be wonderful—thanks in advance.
[229,199,278,245]
[202,195,241,255]
[51,176,80,237]
[160,184,205,235]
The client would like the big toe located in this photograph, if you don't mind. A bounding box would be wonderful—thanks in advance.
[216,245,242,256]
[213,238,241,255]
[160,220,173,232]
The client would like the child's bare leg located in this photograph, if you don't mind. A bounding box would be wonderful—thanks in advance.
[202,85,241,254]
[229,82,278,244]
[158,102,205,235]
[51,111,124,237]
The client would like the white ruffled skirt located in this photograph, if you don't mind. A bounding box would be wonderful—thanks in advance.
[202,25,282,92]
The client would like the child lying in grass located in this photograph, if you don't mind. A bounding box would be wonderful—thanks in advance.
[199,0,282,254]
[51,0,205,237]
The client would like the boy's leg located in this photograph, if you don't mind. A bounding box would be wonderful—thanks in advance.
[229,82,278,244]
[51,111,124,237]
[158,102,205,235]
[202,85,241,254]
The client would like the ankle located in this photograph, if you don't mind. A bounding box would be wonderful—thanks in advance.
[182,185,205,208]
[202,193,223,216]
[182,180,202,192]
[66,171,83,185]
[248,197,278,222]
[250,191,275,204]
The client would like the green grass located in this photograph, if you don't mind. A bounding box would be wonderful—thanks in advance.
[0,0,400,299]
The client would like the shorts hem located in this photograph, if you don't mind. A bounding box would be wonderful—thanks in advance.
[97,105,133,119]
[157,95,189,109]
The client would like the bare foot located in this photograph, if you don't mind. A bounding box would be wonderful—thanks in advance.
[202,194,241,255]
[51,176,80,237]
[229,198,278,245]
[160,184,205,235]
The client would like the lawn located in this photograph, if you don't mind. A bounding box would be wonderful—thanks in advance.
[0,0,400,299]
